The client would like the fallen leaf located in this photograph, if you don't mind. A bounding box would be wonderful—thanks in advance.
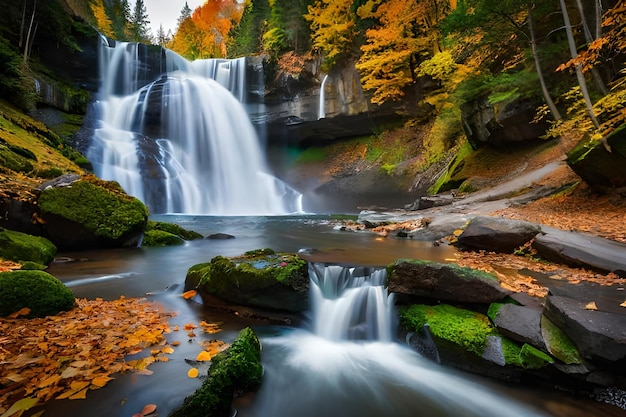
[8,307,31,319]
[91,375,114,388]
[183,323,197,331]
[585,301,598,310]
[187,368,199,378]
[0,397,38,417]
[620,301,626,307]
[182,290,197,300]
[141,403,157,415]
[196,351,213,361]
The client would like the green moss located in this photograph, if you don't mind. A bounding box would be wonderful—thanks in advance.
[141,229,185,247]
[36,167,64,179]
[146,220,203,240]
[0,227,57,265]
[541,315,583,365]
[0,270,75,318]
[487,303,503,322]
[19,261,48,271]
[170,327,263,417]
[428,140,473,194]
[38,179,148,240]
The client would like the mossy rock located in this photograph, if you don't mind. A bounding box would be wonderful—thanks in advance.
[0,227,57,265]
[188,249,309,312]
[141,229,185,247]
[145,220,203,242]
[170,327,263,417]
[0,270,75,318]
[37,178,149,250]
[540,315,583,365]
[400,304,551,370]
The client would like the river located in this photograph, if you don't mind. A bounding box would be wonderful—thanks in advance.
[37,215,624,417]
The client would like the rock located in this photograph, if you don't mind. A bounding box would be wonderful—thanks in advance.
[566,124,626,191]
[540,314,585,365]
[145,220,203,241]
[170,327,263,417]
[532,227,626,275]
[186,248,309,313]
[388,260,511,303]
[457,216,541,253]
[207,233,235,240]
[490,303,545,350]
[0,270,75,318]
[544,296,626,363]
[37,177,148,250]
[141,230,184,247]
[0,227,57,265]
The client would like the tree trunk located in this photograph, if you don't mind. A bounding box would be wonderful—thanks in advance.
[19,0,27,48]
[529,4,561,121]
[23,0,37,67]
[575,0,608,95]
[559,0,600,129]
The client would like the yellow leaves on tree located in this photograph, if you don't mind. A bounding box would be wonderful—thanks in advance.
[0,297,176,415]
[168,0,243,59]
[305,0,356,67]
[355,0,449,104]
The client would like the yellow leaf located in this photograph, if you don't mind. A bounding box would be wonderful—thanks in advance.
[8,307,31,318]
[38,374,61,389]
[187,368,199,378]
[196,351,213,361]
[585,301,598,310]
[620,301,626,307]
[91,375,114,388]
[60,367,79,379]
[69,387,89,400]
[161,346,175,354]
[0,397,38,417]
[182,290,197,299]
[56,380,90,400]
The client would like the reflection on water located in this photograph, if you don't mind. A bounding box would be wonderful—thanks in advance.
[39,215,620,417]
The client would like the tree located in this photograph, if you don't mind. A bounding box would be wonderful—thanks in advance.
[91,0,115,38]
[178,1,193,28]
[305,0,357,68]
[227,0,271,57]
[155,23,170,46]
[263,0,312,56]
[129,0,151,43]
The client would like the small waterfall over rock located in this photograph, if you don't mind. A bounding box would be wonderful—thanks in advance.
[88,41,302,215]
[318,74,328,119]
[238,263,547,417]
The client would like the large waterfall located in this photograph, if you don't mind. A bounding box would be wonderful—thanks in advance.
[88,41,302,215]
[238,263,547,417]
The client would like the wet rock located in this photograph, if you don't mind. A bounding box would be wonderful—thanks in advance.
[207,233,235,239]
[491,303,545,350]
[457,216,541,253]
[544,296,626,363]
[533,227,626,276]
[388,260,511,303]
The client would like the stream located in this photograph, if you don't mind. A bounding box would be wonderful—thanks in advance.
[37,215,624,417]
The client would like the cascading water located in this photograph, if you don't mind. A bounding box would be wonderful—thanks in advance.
[88,40,302,215]
[237,263,548,417]
[318,74,328,119]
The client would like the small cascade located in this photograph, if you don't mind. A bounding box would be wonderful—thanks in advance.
[88,40,302,215]
[238,263,547,417]
[308,263,394,341]
[318,74,328,119]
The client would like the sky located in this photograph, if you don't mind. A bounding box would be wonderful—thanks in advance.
[143,0,206,37]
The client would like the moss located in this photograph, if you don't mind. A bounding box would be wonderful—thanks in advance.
[389,259,499,284]
[541,315,583,365]
[0,270,75,318]
[141,229,185,247]
[146,220,203,240]
[0,227,57,265]
[487,303,503,322]
[36,167,64,179]
[428,140,473,194]
[38,179,148,240]
[19,261,48,271]
[170,327,263,417]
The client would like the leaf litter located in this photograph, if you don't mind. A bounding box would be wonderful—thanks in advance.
[0,295,226,416]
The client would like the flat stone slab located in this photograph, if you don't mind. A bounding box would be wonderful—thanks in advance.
[457,216,541,253]
[544,295,626,362]
[492,303,545,350]
[533,227,626,276]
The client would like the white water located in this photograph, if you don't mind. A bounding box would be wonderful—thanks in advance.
[318,74,328,119]
[88,41,302,215]
[239,263,547,417]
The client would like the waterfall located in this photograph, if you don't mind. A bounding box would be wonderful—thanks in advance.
[87,41,302,215]
[318,74,328,119]
[238,263,547,417]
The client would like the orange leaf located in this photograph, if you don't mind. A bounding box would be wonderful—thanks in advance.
[91,375,114,388]
[8,307,31,318]
[196,351,213,361]
[183,323,197,330]
[141,403,157,415]
[187,368,199,378]
[38,374,61,388]
[69,387,89,400]
[182,290,197,299]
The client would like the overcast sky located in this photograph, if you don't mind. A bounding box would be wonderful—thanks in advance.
[143,0,206,36]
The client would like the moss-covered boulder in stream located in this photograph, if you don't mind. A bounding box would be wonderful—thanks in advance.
[0,227,56,265]
[0,270,75,317]
[37,176,148,250]
[141,220,203,247]
[170,327,263,417]
[186,248,309,313]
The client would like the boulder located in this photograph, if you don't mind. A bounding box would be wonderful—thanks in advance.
[186,248,309,313]
[0,270,75,318]
[457,216,541,253]
[388,260,511,303]
[566,124,626,191]
[0,227,56,265]
[532,227,626,276]
[490,303,545,350]
[544,296,626,363]
[36,176,148,250]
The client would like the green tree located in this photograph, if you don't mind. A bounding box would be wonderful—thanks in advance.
[263,0,312,56]
[129,0,151,43]
[227,0,271,57]
[177,1,193,28]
